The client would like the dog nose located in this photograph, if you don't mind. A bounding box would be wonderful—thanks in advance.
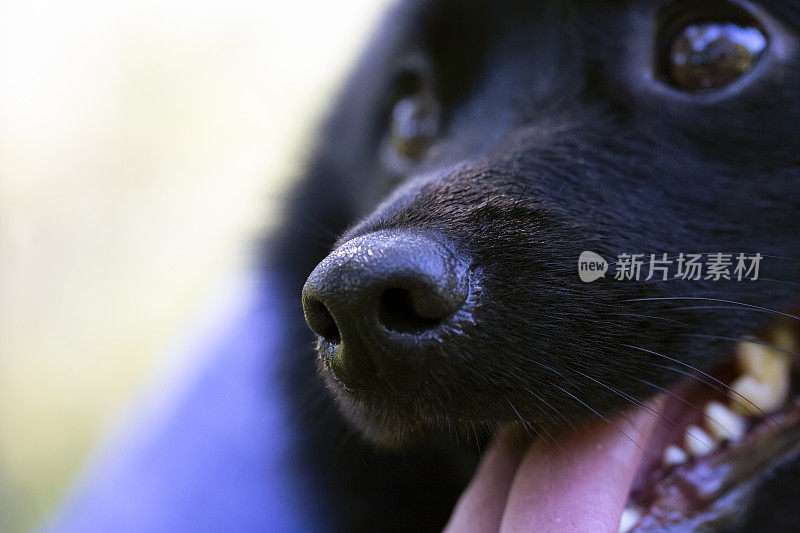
[302,231,469,393]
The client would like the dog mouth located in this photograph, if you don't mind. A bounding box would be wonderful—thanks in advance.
[327,320,800,530]
[614,323,800,532]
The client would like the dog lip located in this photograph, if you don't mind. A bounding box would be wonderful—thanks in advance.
[623,324,800,531]
[631,400,800,531]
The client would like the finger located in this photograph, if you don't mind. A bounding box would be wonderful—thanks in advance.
[499,408,660,533]
[444,427,529,533]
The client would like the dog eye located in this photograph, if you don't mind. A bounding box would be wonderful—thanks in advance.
[662,20,767,92]
[383,70,440,167]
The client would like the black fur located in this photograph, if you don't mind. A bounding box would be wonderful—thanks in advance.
[268,0,800,530]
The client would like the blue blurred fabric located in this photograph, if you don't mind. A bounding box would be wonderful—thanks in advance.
[44,275,318,532]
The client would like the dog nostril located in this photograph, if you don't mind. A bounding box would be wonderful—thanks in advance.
[378,287,446,334]
[304,298,341,344]
[302,231,470,393]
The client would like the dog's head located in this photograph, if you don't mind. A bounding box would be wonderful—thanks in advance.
[298,0,800,528]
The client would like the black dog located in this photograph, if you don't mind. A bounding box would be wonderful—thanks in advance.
[272,0,800,531]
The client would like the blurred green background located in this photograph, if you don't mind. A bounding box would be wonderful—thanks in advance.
[0,1,389,531]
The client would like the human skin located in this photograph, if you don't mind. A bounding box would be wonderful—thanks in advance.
[445,407,661,533]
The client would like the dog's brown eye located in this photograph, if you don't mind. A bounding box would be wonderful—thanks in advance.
[665,21,767,92]
[382,67,440,171]
[388,90,440,161]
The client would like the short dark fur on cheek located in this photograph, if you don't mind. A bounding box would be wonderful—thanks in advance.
[332,131,797,445]
[269,0,800,530]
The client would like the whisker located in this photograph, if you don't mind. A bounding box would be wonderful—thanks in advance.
[523,386,576,430]
[633,377,693,409]
[632,376,744,444]
[517,394,562,448]
[531,419,559,448]
[512,184,528,209]
[666,305,776,315]
[683,333,800,358]
[756,278,800,287]
[552,384,644,451]
[298,212,341,241]
[625,344,775,424]
[507,399,546,444]
[758,254,800,263]
[568,368,677,430]
[626,297,800,322]
[649,363,726,396]
[472,426,483,453]
[523,362,607,433]
[611,312,688,325]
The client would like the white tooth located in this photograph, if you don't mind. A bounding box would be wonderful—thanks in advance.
[663,444,689,466]
[685,424,717,456]
[730,374,788,416]
[704,401,746,441]
[619,507,642,533]
[736,338,790,385]
[771,326,798,353]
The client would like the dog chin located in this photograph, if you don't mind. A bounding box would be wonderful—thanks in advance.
[321,370,426,448]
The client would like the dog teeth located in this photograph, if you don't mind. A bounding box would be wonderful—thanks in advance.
[654,330,795,478]
[770,326,797,353]
[704,401,746,441]
[736,338,790,385]
[662,444,689,466]
[618,507,642,533]
[685,424,717,456]
[730,373,788,416]
[731,336,791,416]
